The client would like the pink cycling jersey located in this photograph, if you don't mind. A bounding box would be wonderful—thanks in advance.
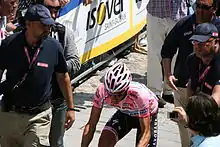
[93,81,158,118]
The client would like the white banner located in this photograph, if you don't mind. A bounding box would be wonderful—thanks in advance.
[57,0,147,63]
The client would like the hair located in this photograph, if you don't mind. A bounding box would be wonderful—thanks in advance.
[186,92,220,137]
[214,0,220,16]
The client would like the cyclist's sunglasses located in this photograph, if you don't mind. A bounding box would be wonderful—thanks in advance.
[107,90,126,96]
[196,2,213,10]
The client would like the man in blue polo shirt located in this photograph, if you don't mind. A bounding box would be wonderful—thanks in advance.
[0,4,75,147]
[187,23,220,106]
[161,0,220,146]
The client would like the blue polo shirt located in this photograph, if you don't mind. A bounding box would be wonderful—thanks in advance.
[0,30,68,107]
[191,134,220,147]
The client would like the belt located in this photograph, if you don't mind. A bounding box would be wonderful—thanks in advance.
[10,101,51,115]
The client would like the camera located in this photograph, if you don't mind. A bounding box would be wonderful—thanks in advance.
[167,111,179,119]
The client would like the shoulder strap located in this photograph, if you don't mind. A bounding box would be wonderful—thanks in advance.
[185,0,193,15]
[185,0,191,7]
[51,23,65,48]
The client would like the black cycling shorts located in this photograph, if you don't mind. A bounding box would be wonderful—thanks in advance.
[103,110,158,147]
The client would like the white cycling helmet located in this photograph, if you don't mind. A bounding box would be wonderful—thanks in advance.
[104,62,132,93]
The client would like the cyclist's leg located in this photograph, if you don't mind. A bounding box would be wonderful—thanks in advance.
[136,112,158,147]
[98,130,117,147]
[98,111,134,147]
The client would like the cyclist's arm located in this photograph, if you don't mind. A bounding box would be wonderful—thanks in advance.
[137,116,151,147]
[81,106,102,147]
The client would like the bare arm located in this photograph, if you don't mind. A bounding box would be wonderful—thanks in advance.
[162,58,172,78]
[56,72,75,129]
[81,106,102,147]
[56,72,74,109]
[136,116,151,147]
[212,85,220,107]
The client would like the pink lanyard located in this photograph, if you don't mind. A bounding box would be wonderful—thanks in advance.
[197,63,212,90]
[16,47,40,85]
[13,47,40,88]
[24,46,40,69]
[198,64,211,82]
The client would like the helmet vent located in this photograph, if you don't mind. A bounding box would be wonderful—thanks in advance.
[111,79,115,90]
[114,70,119,76]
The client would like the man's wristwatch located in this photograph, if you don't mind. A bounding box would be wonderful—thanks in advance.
[67,108,80,112]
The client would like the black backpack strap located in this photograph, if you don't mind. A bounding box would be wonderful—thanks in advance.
[51,23,65,48]
[185,0,191,7]
[185,0,191,15]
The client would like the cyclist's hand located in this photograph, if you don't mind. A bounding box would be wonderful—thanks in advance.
[83,0,93,6]
[65,110,75,130]
[167,75,178,91]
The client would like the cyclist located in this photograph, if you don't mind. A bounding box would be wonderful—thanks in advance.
[81,63,158,147]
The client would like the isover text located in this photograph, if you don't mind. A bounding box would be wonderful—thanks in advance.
[86,0,124,31]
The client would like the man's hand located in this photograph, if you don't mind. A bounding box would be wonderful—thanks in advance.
[6,22,16,32]
[65,110,75,130]
[166,75,178,91]
[83,0,93,6]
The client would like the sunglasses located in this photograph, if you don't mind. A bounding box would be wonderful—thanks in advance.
[191,38,216,46]
[107,90,126,97]
[45,5,61,11]
[196,2,213,10]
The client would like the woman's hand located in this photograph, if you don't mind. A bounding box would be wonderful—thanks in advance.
[171,107,188,124]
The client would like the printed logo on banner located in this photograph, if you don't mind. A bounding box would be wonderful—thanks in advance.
[86,0,125,31]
